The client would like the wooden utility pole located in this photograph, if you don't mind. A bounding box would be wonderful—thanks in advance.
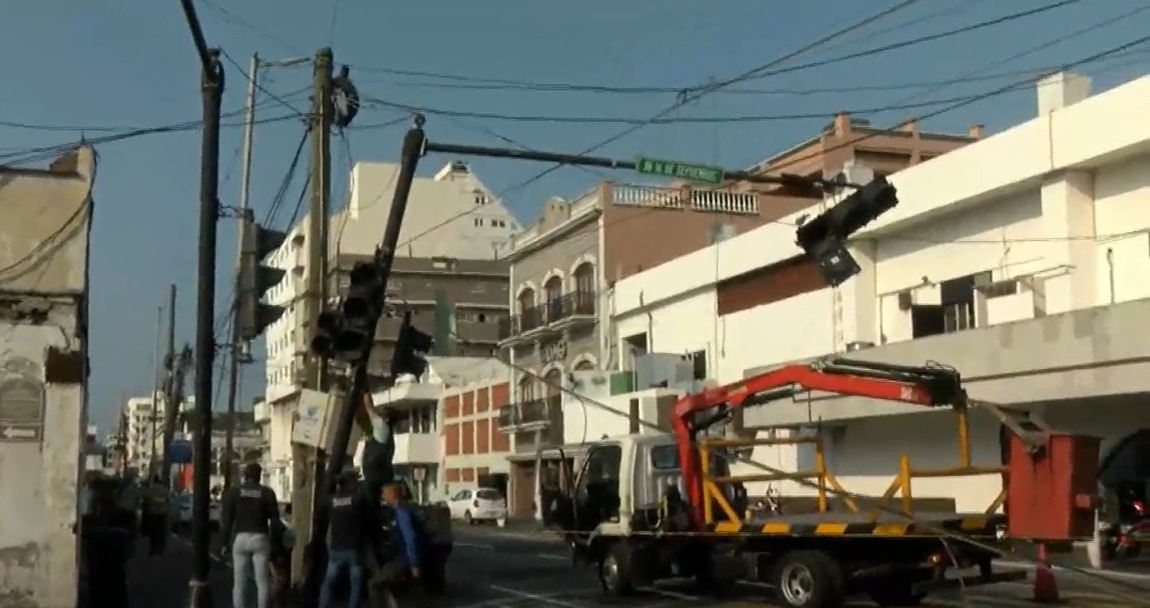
[291,46,334,586]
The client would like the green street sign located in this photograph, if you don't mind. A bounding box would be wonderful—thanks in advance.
[635,156,725,185]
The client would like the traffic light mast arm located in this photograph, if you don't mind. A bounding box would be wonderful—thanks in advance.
[422,140,859,191]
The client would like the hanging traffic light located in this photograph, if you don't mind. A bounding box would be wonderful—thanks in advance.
[309,261,386,361]
[390,311,434,379]
[795,175,899,287]
[237,214,288,341]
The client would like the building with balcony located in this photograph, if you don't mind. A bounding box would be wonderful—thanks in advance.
[609,70,1150,513]
[122,394,196,473]
[360,356,509,503]
[263,159,519,405]
[332,254,509,387]
[498,112,978,465]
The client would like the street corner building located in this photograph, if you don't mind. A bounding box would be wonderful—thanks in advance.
[0,146,95,608]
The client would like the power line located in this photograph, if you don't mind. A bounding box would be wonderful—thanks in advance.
[219,50,308,115]
[360,82,1092,126]
[388,0,928,253]
[348,0,1079,95]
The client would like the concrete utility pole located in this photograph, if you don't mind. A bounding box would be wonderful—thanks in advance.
[291,47,334,587]
[149,303,164,476]
[223,52,260,492]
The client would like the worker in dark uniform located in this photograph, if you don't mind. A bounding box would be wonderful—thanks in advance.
[221,462,280,608]
[319,469,373,608]
[369,481,424,608]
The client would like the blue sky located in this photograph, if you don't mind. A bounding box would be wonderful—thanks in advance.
[1,0,1147,433]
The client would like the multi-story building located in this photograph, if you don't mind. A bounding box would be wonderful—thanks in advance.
[263,159,519,403]
[609,72,1150,516]
[362,357,511,504]
[442,376,514,508]
[122,394,195,473]
[261,160,519,496]
[333,254,510,388]
[496,112,980,466]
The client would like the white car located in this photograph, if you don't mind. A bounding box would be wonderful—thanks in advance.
[448,487,507,526]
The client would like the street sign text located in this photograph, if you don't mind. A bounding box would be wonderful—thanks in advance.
[635,156,725,185]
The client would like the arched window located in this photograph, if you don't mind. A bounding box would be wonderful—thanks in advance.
[544,276,563,322]
[518,374,536,403]
[573,262,595,295]
[517,287,535,314]
[543,368,563,399]
[573,359,595,371]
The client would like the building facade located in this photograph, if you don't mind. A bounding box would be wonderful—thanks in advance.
[496,112,979,489]
[261,161,519,498]
[0,146,94,608]
[610,71,1150,513]
[122,394,195,473]
[442,378,514,509]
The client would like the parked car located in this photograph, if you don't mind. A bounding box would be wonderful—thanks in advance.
[447,487,507,526]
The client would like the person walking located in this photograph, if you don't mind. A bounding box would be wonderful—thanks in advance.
[319,469,375,608]
[142,475,171,556]
[221,462,280,608]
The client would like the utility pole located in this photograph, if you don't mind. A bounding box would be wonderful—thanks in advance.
[177,0,223,600]
[158,285,176,478]
[149,303,163,476]
[161,342,192,486]
[291,46,334,589]
[223,52,260,492]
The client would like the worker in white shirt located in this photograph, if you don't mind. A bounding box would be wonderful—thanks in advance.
[355,393,396,498]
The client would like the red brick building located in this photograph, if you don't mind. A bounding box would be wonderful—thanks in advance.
[441,380,513,497]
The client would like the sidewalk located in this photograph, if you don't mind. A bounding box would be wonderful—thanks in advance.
[126,535,231,607]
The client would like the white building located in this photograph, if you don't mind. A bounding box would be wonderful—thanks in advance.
[259,161,518,497]
[122,394,195,473]
[610,71,1150,513]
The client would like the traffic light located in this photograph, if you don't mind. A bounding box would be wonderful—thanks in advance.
[237,215,288,341]
[390,311,433,378]
[310,261,386,360]
[795,175,899,287]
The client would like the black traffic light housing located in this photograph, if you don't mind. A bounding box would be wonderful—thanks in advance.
[390,311,433,379]
[237,215,288,341]
[795,175,899,287]
[310,261,386,361]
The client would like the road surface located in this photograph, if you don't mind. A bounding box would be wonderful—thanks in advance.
[124,533,231,607]
[446,525,1150,608]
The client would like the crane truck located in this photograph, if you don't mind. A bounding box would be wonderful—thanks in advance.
[544,357,1101,608]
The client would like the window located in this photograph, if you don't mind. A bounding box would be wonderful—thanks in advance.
[650,445,679,470]
[518,375,536,403]
[573,262,595,294]
[474,218,484,226]
[687,350,707,380]
[471,283,487,294]
[517,288,535,313]
[476,489,501,500]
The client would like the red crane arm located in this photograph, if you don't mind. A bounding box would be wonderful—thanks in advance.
[670,358,965,528]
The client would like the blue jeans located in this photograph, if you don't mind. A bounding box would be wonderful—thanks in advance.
[319,549,364,608]
[232,532,272,608]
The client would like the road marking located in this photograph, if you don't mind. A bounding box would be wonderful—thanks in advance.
[637,586,703,601]
[455,541,496,549]
[999,559,1150,580]
[489,584,588,608]
[537,553,567,561]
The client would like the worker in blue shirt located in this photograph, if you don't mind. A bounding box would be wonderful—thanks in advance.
[369,481,424,606]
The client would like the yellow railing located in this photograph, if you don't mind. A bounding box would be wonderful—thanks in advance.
[697,404,1009,527]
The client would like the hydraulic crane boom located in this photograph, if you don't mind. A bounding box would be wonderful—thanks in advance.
[670,357,968,528]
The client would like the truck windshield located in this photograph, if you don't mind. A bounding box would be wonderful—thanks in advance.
[650,443,730,475]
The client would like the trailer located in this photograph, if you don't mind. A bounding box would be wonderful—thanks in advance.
[544,358,1101,608]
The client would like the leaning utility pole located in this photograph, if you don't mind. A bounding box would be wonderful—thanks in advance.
[178,0,223,602]
[291,46,334,588]
[149,303,164,476]
[223,52,260,492]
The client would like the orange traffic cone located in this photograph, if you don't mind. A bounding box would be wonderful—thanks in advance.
[1032,542,1061,604]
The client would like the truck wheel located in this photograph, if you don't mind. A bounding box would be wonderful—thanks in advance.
[598,543,636,597]
[771,550,845,608]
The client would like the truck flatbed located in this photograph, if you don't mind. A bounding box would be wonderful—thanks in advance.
[708,511,1005,538]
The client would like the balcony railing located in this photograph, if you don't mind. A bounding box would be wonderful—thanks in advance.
[497,395,561,429]
[501,291,596,342]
